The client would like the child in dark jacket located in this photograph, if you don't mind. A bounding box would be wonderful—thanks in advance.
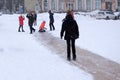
[18,14,25,32]
[38,21,46,32]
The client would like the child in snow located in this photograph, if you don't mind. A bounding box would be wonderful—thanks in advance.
[18,14,25,32]
[38,21,46,32]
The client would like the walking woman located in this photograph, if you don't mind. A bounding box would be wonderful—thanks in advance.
[48,10,55,31]
[60,14,79,61]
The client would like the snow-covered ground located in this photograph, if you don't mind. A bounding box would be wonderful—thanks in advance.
[0,12,120,80]
[0,14,93,80]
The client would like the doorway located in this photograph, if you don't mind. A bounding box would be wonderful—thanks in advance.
[105,2,112,10]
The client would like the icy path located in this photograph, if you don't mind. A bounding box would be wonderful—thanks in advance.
[35,32,120,80]
[0,15,93,80]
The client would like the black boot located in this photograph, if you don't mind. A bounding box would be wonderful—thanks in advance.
[18,30,21,32]
[73,55,76,61]
[67,55,71,61]
[67,57,71,61]
[22,30,25,32]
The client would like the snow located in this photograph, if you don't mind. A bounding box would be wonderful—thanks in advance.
[0,15,93,80]
[0,11,120,80]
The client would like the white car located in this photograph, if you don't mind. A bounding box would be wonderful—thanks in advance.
[114,12,120,19]
[96,11,116,20]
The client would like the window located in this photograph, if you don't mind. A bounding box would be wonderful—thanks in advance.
[58,0,64,11]
[86,0,91,11]
[58,0,62,10]
[78,0,82,11]
[95,0,101,10]
[44,0,48,11]
[51,0,55,10]
[98,12,104,15]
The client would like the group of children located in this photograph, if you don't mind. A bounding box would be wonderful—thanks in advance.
[18,10,74,33]
[18,14,46,33]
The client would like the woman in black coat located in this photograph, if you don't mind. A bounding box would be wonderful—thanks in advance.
[26,12,35,34]
[60,14,79,61]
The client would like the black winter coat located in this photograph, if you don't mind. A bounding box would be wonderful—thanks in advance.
[61,15,79,40]
[49,13,54,23]
[26,13,34,26]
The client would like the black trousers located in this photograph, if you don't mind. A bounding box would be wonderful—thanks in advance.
[66,39,76,60]
[29,24,35,34]
[49,23,55,30]
[18,25,24,32]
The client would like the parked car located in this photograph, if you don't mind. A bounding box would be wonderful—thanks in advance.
[96,11,116,20]
[114,12,120,19]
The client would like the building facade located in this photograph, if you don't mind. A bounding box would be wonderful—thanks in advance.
[0,0,24,13]
[1,0,120,13]
[24,0,120,12]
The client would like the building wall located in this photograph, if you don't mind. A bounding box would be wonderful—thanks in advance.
[101,0,117,11]
[24,0,118,12]
[24,0,36,12]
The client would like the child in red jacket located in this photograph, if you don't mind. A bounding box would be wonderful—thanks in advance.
[18,14,25,32]
[38,21,46,32]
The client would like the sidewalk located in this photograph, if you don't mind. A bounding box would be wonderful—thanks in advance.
[35,32,120,80]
